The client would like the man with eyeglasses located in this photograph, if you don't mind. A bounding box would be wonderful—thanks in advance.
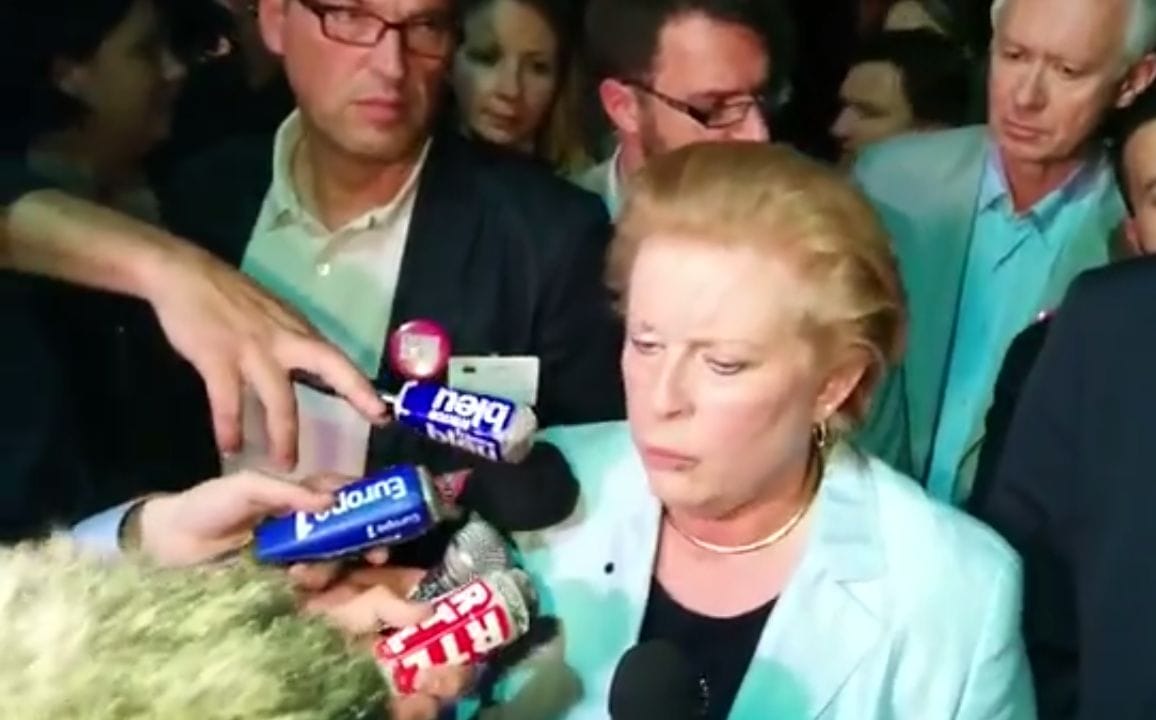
[150,0,624,478]
[576,0,780,218]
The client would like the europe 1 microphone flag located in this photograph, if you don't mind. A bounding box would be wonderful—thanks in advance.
[290,371,538,463]
[374,569,537,696]
[252,465,459,564]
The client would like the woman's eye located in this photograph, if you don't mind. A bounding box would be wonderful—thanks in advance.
[630,337,662,355]
[706,358,747,376]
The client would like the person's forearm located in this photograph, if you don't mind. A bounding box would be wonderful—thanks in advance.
[1,189,193,301]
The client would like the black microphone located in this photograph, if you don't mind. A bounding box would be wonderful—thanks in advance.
[608,640,707,719]
[450,440,579,532]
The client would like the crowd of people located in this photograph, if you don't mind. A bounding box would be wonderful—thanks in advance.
[3,0,1156,717]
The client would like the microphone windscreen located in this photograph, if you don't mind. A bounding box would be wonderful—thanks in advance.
[458,440,579,531]
[0,536,388,720]
[608,640,704,720]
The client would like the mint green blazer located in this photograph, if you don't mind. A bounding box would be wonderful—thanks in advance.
[852,126,1122,501]
[460,422,1036,719]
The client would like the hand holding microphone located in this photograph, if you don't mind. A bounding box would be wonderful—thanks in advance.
[117,469,339,566]
[251,437,578,565]
[298,516,514,634]
[375,568,537,695]
[293,370,539,463]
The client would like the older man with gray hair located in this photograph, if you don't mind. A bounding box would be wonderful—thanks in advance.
[853,0,1156,506]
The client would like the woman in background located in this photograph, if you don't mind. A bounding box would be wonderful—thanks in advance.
[452,0,591,174]
[2,0,222,531]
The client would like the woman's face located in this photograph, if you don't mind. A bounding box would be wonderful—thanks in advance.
[452,0,560,151]
[58,0,186,155]
[622,238,858,519]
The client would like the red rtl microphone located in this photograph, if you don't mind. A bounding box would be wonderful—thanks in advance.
[374,568,537,695]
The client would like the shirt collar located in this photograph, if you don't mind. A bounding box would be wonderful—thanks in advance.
[266,110,431,234]
[978,139,1109,229]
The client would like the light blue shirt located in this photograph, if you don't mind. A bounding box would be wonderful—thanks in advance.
[926,146,1113,502]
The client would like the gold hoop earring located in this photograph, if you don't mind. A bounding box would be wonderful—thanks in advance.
[812,420,829,451]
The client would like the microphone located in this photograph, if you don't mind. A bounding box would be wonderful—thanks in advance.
[447,440,580,532]
[408,516,514,601]
[374,568,537,696]
[0,536,389,719]
[608,641,707,720]
[254,441,579,564]
[253,463,459,564]
[292,371,537,463]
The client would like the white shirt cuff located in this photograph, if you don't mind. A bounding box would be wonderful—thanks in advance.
[70,501,135,558]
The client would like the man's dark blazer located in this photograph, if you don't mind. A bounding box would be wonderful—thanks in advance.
[974,256,1156,720]
[161,125,626,463]
[967,317,1052,513]
[1,126,624,545]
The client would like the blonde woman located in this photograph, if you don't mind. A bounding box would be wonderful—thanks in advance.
[451,0,591,175]
[467,142,1034,719]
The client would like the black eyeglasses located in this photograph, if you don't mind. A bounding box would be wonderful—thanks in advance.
[625,80,769,129]
[296,0,455,58]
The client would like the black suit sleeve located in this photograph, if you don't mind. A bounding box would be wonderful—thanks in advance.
[0,276,95,541]
[532,194,625,426]
[976,290,1089,720]
[969,320,1051,513]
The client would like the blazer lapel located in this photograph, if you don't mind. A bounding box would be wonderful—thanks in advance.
[897,129,988,477]
[374,130,483,389]
[507,441,662,717]
[730,446,886,720]
[575,446,662,693]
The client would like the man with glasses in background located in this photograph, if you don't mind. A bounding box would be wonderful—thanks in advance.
[131,0,626,557]
[576,0,780,217]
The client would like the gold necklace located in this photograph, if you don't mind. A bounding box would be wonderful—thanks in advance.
[665,455,822,556]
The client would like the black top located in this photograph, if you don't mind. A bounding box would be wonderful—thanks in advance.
[638,580,776,720]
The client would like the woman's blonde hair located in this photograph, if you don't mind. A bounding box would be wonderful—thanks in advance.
[608,141,907,435]
[539,58,594,175]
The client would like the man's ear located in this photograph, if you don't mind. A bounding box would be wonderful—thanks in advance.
[1117,52,1156,108]
[257,0,289,56]
[599,78,642,136]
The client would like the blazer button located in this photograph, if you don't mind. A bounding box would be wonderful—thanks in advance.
[603,562,614,574]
